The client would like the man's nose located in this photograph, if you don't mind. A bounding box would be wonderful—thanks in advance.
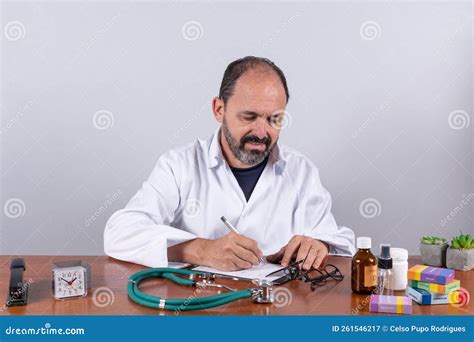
[252,118,268,139]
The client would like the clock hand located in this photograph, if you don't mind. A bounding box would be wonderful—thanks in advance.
[69,277,77,284]
[60,277,71,285]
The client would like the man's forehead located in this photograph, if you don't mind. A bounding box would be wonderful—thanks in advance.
[233,69,286,100]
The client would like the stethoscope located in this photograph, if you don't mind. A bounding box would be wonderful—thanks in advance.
[127,267,275,311]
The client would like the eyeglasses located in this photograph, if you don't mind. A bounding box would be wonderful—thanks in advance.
[299,264,344,290]
[266,260,344,288]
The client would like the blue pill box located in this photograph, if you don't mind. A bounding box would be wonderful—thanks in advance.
[406,286,460,305]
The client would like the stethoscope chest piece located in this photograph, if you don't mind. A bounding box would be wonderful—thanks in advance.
[251,279,274,304]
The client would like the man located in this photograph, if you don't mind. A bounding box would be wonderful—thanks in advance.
[104,56,355,271]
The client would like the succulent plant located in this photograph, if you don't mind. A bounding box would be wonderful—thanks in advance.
[420,236,447,245]
[450,233,474,250]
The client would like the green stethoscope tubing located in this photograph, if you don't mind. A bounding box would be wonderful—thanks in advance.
[127,268,252,311]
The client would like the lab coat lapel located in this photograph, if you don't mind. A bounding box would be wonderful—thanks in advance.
[221,161,247,211]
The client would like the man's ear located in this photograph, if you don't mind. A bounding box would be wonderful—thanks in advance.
[212,96,224,123]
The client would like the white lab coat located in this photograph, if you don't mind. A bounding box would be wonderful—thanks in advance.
[104,129,356,267]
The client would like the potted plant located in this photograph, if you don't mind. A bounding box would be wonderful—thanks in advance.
[446,233,474,271]
[419,236,448,267]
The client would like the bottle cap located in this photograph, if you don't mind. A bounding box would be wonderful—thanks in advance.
[378,244,393,269]
[391,247,408,262]
[356,237,371,249]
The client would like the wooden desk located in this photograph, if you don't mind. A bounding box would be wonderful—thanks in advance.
[0,255,471,315]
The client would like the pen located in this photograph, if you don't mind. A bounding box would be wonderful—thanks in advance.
[220,216,266,264]
[220,216,239,234]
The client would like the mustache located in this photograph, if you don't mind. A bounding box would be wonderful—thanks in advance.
[240,135,272,148]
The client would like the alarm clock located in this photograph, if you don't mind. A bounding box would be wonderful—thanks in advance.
[52,260,91,300]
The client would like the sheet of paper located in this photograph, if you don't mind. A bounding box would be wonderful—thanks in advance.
[167,262,191,269]
[192,262,285,282]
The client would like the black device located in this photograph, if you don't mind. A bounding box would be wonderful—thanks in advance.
[266,259,306,285]
[6,258,28,307]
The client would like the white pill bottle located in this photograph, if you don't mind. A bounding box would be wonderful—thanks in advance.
[390,248,408,291]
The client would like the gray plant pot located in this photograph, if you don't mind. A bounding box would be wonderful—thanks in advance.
[446,248,474,271]
[419,243,448,267]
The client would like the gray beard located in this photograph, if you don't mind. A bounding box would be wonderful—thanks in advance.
[221,121,273,166]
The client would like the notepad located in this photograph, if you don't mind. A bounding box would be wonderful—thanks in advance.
[168,262,191,269]
[192,262,285,282]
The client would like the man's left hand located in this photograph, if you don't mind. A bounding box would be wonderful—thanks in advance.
[266,236,329,270]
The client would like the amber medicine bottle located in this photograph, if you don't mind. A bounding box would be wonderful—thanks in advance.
[351,237,378,294]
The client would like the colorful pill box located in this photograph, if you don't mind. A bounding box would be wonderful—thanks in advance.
[410,279,460,294]
[407,265,455,285]
[369,295,413,315]
[406,286,461,305]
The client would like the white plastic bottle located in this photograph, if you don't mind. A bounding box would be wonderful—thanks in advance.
[390,248,408,291]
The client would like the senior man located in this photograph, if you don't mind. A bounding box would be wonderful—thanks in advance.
[104,56,355,271]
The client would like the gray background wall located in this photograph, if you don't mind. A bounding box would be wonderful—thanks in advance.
[1,1,472,258]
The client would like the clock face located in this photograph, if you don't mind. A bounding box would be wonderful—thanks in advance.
[52,266,87,299]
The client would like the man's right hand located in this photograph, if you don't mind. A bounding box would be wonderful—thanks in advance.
[202,233,263,271]
[168,233,263,272]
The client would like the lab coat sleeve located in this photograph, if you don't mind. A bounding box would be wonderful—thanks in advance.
[301,165,356,257]
[104,151,197,267]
